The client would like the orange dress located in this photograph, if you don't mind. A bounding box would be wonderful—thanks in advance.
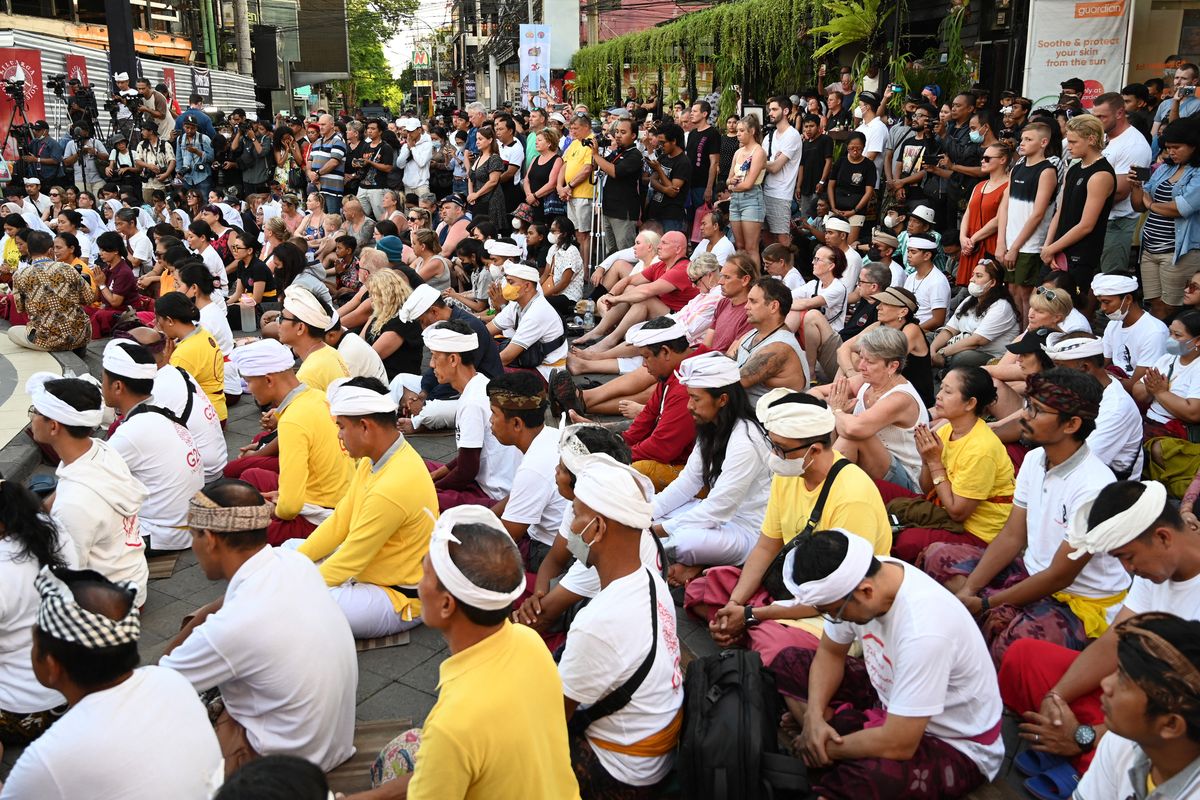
[956,179,1008,286]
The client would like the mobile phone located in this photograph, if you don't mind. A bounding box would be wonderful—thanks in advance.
[890,83,903,93]
[1132,166,1151,182]
[1182,86,1196,97]
[646,113,654,124]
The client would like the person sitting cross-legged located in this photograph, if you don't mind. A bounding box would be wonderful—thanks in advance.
[152,361,228,484]
[0,567,221,800]
[1071,612,1200,799]
[771,529,1004,800]
[293,378,438,639]
[354,506,580,800]
[486,372,570,574]
[485,261,569,379]
[559,455,684,798]
[159,481,357,777]
[423,320,519,509]
[650,352,771,586]
[230,339,352,544]
[923,368,1131,667]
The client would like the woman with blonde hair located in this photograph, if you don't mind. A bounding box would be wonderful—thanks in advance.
[410,228,451,291]
[260,216,289,262]
[360,268,421,379]
[726,114,767,263]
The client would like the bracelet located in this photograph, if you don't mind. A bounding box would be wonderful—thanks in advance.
[979,594,990,613]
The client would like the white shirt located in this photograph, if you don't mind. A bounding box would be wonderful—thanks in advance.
[0,533,76,715]
[559,568,684,786]
[1102,125,1152,219]
[498,139,525,185]
[396,134,433,189]
[152,366,227,483]
[337,330,388,384]
[1063,307,1093,334]
[1091,378,1145,478]
[109,407,205,551]
[841,246,864,295]
[796,277,849,330]
[0,666,222,800]
[51,439,149,607]
[501,425,570,547]
[1014,444,1130,599]
[192,244,228,295]
[159,546,357,771]
[764,124,803,200]
[548,244,587,302]
[950,299,1021,358]
[1103,312,1168,376]
[689,236,737,266]
[126,229,154,270]
[455,373,520,501]
[903,267,951,324]
[856,116,890,185]
[492,292,568,378]
[1124,569,1200,617]
[653,418,772,536]
[1146,352,1200,424]
[1074,731,1200,800]
[560,527,663,598]
[825,559,1004,779]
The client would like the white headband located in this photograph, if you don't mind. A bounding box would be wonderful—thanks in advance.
[824,217,851,234]
[429,506,525,610]
[485,241,522,258]
[1091,274,1138,296]
[26,372,104,428]
[283,285,333,330]
[756,387,835,438]
[503,262,541,283]
[398,284,441,323]
[1069,481,1168,560]
[676,351,742,388]
[906,236,937,250]
[327,378,397,416]
[573,453,655,530]
[559,417,595,476]
[626,319,687,348]
[1045,336,1105,361]
[102,340,158,381]
[230,338,295,377]
[422,323,478,353]
[782,530,874,607]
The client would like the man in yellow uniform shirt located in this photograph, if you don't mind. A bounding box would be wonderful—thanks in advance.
[279,284,350,392]
[231,338,351,545]
[684,388,893,668]
[361,505,580,800]
[296,377,438,639]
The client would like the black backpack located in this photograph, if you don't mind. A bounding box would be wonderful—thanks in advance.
[678,649,811,800]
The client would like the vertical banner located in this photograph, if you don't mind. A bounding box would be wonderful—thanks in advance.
[519,25,551,109]
[1023,0,1132,108]
[65,54,89,89]
[162,67,181,114]
[0,48,45,159]
[191,67,213,105]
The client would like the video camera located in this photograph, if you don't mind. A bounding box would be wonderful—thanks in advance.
[4,78,25,107]
[45,73,67,95]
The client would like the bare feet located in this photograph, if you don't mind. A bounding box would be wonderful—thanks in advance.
[567,410,593,424]
[397,418,416,434]
[667,563,704,587]
[618,400,644,419]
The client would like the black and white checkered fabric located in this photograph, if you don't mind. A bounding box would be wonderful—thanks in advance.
[35,566,141,649]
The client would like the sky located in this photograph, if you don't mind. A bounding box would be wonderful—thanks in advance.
[382,0,453,77]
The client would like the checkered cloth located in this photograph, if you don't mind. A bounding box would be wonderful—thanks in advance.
[35,566,140,649]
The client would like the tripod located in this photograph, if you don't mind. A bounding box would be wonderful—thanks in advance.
[588,162,608,270]
[5,98,32,183]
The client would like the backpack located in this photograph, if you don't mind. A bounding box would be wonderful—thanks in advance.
[677,649,811,800]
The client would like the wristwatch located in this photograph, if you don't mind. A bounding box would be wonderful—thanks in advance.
[1073,724,1097,752]
[931,474,947,487]
[743,605,761,627]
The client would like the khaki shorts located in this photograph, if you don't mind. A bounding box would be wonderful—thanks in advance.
[1142,248,1200,305]
[567,198,593,232]
[1005,251,1042,287]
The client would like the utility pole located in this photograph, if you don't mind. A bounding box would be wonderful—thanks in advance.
[233,0,253,75]
[586,0,598,46]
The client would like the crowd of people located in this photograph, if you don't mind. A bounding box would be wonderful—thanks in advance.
[4,60,1200,800]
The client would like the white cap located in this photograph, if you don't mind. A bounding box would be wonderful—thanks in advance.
[22,177,39,185]
[400,118,420,132]
[549,112,567,123]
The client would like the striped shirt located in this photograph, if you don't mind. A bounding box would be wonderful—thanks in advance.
[309,134,347,197]
[1141,178,1176,254]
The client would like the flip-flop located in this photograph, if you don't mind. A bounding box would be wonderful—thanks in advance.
[1023,762,1079,800]
[1015,748,1068,778]
[549,369,586,417]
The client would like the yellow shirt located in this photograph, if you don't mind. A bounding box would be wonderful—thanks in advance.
[408,622,580,800]
[296,344,350,393]
[762,454,892,555]
[299,437,438,616]
[275,386,352,520]
[170,326,228,420]
[562,140,595,200]
[939,418,1015,543]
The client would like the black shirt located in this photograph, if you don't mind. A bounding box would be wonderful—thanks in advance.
[685,127,722,193]
[601,145,644,221]
[799,134,834,195]
[831,156,877,211]
[235,257,276,297]
[839,300,878,341]
[647,150,692,221]
[365,316,423,379]
[895,134,940,201]
[359,140,396,189]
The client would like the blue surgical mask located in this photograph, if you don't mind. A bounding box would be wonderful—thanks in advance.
[566,515,599,566]
[1167,338,1195,357]
[968,130,984,144]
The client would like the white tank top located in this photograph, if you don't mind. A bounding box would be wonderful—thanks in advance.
[853,380,929,484]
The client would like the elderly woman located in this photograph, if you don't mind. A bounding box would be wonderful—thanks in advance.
[984,282,1077,389]
[930,259,1021,369]
[836,286,935,408]
[589,229,661,293]
[812,325,930,491]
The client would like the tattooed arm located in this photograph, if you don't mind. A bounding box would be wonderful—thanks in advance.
[740,343,789,390]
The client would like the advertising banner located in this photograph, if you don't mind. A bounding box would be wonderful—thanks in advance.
[162,67,181,114]
[65,54,89,89]
[519,24,550,109]
[191,66,213,105]
[1024,0,1132,108]
[0,48,45,156]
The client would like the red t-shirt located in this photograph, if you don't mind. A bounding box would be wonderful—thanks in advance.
[709,296,751,353]
[103,260,139,310]
[640,258,697,311]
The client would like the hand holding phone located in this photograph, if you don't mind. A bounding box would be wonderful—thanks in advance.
[1131,166,1151,182]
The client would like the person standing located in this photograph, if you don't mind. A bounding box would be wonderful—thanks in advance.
[592,117,643,256]
[494,115,525,216]
[645,123,692,234]
[557,114,597,266]
[134,120,175,206]
[134,77,174,140]
[307,114,347,214]
[176,116,215,200]
[995,121,1058,323]
[762,96,803,249]
[356,118,395,220]
[685,100,722,238]
[1094,93,1152,277]
[795,113,833,220]
[396,118,433,197]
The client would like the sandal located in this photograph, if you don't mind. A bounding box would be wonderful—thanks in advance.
[549,369,586,417]
[1023,762,1079,800]
[1015,748,1068,778]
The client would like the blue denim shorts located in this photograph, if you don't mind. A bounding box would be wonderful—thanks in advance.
[729,186,765,223]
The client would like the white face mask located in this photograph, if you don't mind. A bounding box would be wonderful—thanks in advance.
[768,445,813,477]
[853,106,864,120]
[566,515,598,566]
[547,232,559,245]
[883,214,897,229]
[489,264,503,279]
[967,281,990,298]
[1105,296,1129,322]
[511,218,522,231]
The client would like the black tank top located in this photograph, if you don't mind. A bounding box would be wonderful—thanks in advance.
[526,152,560,197]
[1057,156,1115,264]
[901,324,936,408]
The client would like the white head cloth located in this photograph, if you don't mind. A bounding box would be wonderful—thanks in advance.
[36,566,140,649]
[283,285,333,330]
[782,530,874,606]
[422,322,478,353]
[573,453,655,530]
[626,318,687,348]
[824,217,851,234]
[756,387,835,438]
[503,262,540,283]
[327,377,397,416]
[216,202,242,228]
[398,283,441,323]
[76,208,105,236]
[136,206,155,231]
[1044,336,1105,361]
[906,236,937,250]
[152,366,195,418]
[1091,274,1138,296]
[230,339,295,377]
[112,72,129,82]
[429,506,525,610]
[102,340,158,381]
[102,199,123,233]
[676,351,742,388]
[170,208,191,231]
[1068,481,1168,560]
[485,240,522,258]
[26,372,104,427]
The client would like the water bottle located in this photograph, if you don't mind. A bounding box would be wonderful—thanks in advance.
[239,298,258,333]
[583,300,595,330]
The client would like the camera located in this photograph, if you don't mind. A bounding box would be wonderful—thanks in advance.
[1182,86,1196,98]
[4,78,25,104]
[45,73,67,95]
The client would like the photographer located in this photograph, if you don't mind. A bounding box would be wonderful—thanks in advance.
[176,117,214,199]
[105,133,141,198]
[234,115,271,196]
[22,121,64,185]
[135,77,174,140]
[645,122,691,233]
[109,71,139,140]
[591,116,643,254]
[134,120,175,205]
[62,122,108,196]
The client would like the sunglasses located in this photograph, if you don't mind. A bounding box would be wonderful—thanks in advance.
[49,192,60,197]
[1035,286,1058,301]
[407,216,422,222]
[1187,282,1200,293]
[980,155,1000,162]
